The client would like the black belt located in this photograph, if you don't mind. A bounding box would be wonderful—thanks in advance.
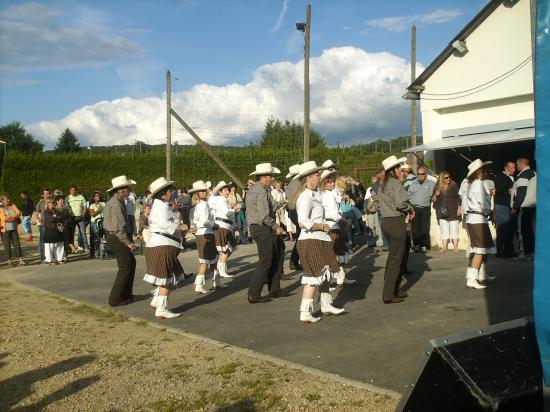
[326,218,338,222]
[152,232,181,242]
[467,210,490,217]
[216,217,233,225]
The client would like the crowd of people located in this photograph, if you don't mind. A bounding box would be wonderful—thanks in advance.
[1,154,536,322]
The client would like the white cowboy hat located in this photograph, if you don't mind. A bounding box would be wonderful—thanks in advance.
[382,155,408,172]
[286,164,299,179]
[188,180,212,193]
[249,163,281,176]
[322,159,338,169]
[466,159,493,178]
[212,180,232,195]
[108,175,136,192]
[149,177,175,197]
[320,169,337,182]
[295,161,326,180]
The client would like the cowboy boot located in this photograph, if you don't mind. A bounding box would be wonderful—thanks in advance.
[320,293,345,315]
[212,270,227,289]
[466,267,486,289]
[299,299,321,324]
[155,295,181,319]
[194,274,210,294]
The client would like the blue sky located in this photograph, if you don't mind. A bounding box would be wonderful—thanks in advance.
[0,0,486,147]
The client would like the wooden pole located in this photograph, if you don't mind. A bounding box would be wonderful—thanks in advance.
[170,108,245,189]
[411,25,418,169]
[303,4,311,162]
[166,70,172,180]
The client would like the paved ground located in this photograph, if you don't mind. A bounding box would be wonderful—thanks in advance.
[1,234,534,393]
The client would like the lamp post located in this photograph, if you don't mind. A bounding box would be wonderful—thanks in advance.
[0,140,6,157]
[296,4,311,162]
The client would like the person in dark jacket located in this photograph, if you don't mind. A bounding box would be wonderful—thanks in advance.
[43,196,66,266]
[20,192,34,241]
[511,158,536,258]
[494,161,516,257]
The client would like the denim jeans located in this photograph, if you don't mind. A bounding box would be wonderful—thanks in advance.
[21,215,32,235]
[493,204,513,256]
[72,217,89,249]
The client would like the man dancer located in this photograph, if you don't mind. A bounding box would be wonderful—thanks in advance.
[104,175,139,306]
[494,161,516,258]
[246,163,286,303]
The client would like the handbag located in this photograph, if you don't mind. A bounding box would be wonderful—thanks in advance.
[436,207,449,220]
[56,223,65,233]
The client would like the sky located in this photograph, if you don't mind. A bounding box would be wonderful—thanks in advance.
[0,0,487,148]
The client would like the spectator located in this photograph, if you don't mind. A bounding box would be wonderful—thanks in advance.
[494,161,516,258]
[56,196,76,257]
[139,190,152,207]
[125,189,137,242]
[176,188,191,226]
[365,175,379,238]
[432,171,461,252]
[20,191,34,241]
[0,194,25,266]
[89,191,105,258]
[371,171,389,249]
[401,164,416,189]
[339,194,358,247]
[35,188,51,262]
[138,203,151,241]
[66,185,89,253]
[512,158,536,259]
[43,196,66,266]
[407,166,436,252]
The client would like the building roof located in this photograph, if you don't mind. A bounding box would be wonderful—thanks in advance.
[408,0,506,90]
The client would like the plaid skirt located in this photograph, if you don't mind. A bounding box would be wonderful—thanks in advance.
[196,233,218,264]
[297,239,340,284]
[467,223,496,255]
[143,245,184,286]
[215,227,236,253]
[329,228,348,257]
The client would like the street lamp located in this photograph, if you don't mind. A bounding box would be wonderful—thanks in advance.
[0,140,6,157]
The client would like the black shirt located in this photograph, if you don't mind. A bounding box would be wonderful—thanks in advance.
[21,198,34,216]
[494,172,514,208]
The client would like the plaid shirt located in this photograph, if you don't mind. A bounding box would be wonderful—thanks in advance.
[103,195,130,245]
[245,182,278,229]
[377,177,412,218]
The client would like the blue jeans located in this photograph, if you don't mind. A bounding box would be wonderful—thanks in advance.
[71,217,89,249]
[21,215,32,235]
[494,204,513,256]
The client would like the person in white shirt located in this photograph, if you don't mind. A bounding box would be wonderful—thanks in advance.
[143,178,191,319]
[464,160,496,290]
[289,161,346,324]
[211,181,240,280]
[190,180,221,293]
[319,170,355,287]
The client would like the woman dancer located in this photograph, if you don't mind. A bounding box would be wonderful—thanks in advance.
[378,156,414,304]
[319,170,355,287]
[144,177,190,319]
[464,159,496,289]
[211,181,240,280]
[190,180,220,293]
[290,161,345,324]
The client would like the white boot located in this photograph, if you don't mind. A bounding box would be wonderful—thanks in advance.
[336,266,356,286]
[217,261,234,279]
[299,299,321,324]
[466,267,486,289]
[150,286,160,308]
[478,263,495,282]
[194,274,210,294]
[155,295,181,319]
[212,270,227,289]
[320,293,345,315]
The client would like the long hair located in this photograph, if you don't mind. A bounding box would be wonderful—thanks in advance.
[381,167,398,191]
[437,171,450,192]
[320,176,335,191]
[288,180,306,210]
[467,168,483,184]
[191,192,202,207]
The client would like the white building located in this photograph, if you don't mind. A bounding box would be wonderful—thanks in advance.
[404,0,534,248]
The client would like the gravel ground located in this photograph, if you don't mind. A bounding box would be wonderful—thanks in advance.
[0,280,397,411]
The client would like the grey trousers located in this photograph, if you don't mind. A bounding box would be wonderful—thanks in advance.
[381,216,406,300]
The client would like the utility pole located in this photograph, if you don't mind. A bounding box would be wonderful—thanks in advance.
[166,70,172,180]
[303,4,311,162]
[410,25,418,169]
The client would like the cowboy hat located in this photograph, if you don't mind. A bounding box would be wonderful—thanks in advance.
[249,163,281,176]
[188,180,212,193]
[322,159,338,169]
[108,175,136,192]
[212,180,232,195]
[295,161,326,180]
[400,163,412,170]
[320,169,337,182]
[466,159,493,178]
[286,164,299,179]
[382,155,408,172]
[149,177,175,197]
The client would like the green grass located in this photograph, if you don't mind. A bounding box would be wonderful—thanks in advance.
[71,304,126,323]
[305,393,321,402]
[134,320,148,327]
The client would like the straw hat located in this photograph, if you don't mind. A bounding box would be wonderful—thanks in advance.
[286,164,299,179]
[322,159,338,169]
[108,175,136,192]
[466,159,493,178]
[188,180,212,193]
[149,177,175,197]
[249,163,281,176]
[382,155,408,172]
[295,161,326,180]
[212,180,232,195]
[320,169,337,182]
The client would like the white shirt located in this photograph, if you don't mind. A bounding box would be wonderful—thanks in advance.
[321,189,342,230]
[466,180,491,224]
[210,195,235,230]
[192,200,215,235]
[332,187,342,204]
[146,199,182,249]
[297,188,331,241]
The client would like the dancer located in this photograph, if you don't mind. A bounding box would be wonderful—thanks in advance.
[211,181,240,279]
[377,156,414,304]
[319,170,355,287]
[464,159,496,289]
[144,177,189,319]
[285,164,302,271]
[190,180,221,293]
[290,161,345,324]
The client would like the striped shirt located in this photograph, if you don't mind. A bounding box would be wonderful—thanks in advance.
[245,182,278,229]
[377,177,412,218]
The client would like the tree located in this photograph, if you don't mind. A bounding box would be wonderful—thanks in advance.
[259,117,326,149]
[0,122,44,152]
[55,129,81,153]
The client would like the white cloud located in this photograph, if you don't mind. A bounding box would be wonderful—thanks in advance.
[367,8,462,32]
[271,0,290,33]
[27,46,423,149]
